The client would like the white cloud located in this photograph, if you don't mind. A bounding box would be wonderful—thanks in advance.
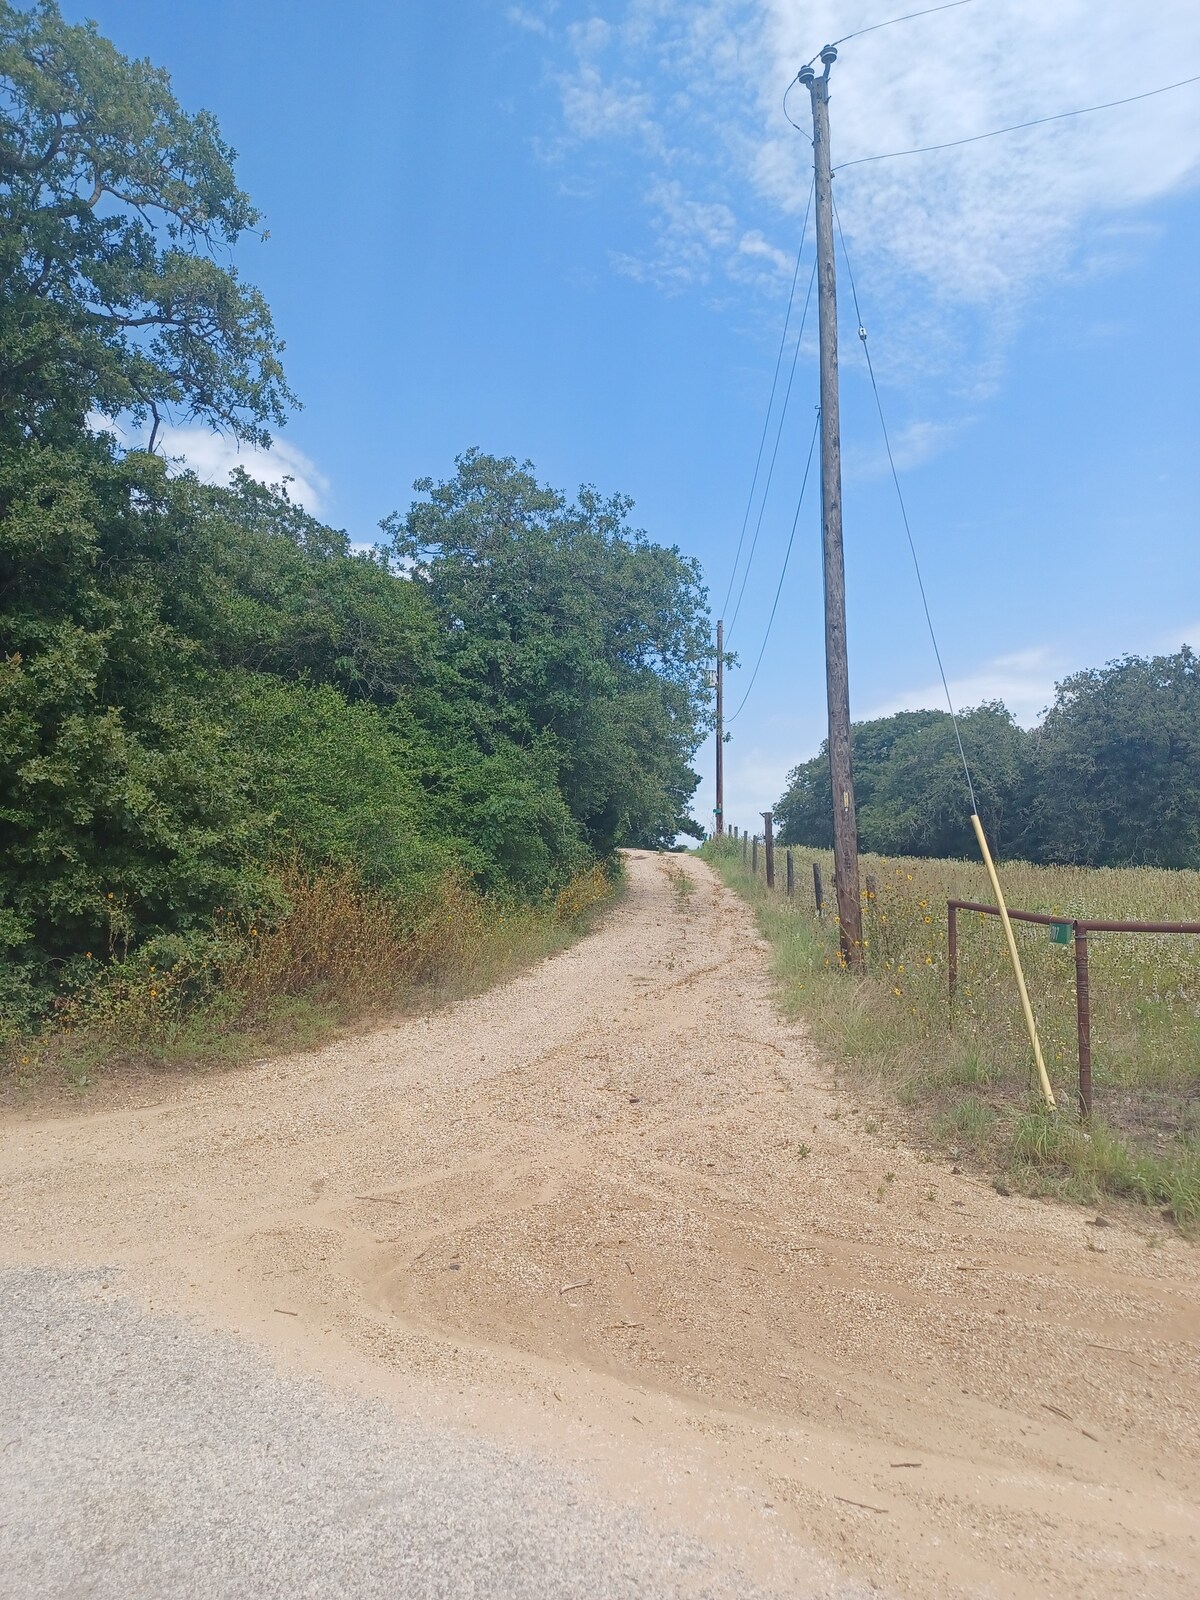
[558,62,659,144]
[844,415,963,479]
[535,1,1200,323]
[727,745,798,821]
[862,645,1065,728]
[507,5,552,37]
[736,228,792,275]
[156,426,330,514]
[89,414,330,514]
[568,16,612,54]
[613,178,738,285]
[691,621,1200,832]
[858,621,1200,736]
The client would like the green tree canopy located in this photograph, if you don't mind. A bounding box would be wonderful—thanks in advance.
[0,0,292,446]
[385,450,712,853]
[776,654,1200,870]
[1030,649,1200,868]
[776,704,1032,859]
[775,709,945,850]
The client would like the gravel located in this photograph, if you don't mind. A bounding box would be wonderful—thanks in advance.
[0,1266,813,1600]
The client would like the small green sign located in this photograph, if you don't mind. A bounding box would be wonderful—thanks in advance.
[1048,921,1073,945]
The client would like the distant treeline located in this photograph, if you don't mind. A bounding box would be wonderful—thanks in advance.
[775,650,1200,868]
[0,4,710,1031]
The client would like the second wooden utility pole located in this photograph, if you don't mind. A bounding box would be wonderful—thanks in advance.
[799,45,863,972]
[715,618,724,837]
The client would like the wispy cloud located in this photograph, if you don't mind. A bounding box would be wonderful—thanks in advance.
[521,2,1200,348]
[507,4,553,37]
[695,739,804,830]
[843,415,964,479]
[612,178,737,286]
[861,620,1200,734]
[861,645,1065,728]
[736,228,792,276]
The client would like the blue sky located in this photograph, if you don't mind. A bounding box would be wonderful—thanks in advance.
[73,1,1200,832]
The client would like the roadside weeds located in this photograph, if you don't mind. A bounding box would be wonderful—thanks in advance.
[2,860,620,1103]
[703,840,1200,1234]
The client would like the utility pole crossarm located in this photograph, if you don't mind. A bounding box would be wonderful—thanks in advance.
[798,45,864,972]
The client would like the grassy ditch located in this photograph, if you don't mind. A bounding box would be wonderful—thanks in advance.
[2,859,617,1098]
[703,837,1200,1233]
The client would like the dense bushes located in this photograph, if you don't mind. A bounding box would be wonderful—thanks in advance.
[776,650,1200,868]
[0,5,711,1040]
[0,435,708,1033]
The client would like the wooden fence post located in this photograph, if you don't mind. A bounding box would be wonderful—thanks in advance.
[1075,926,1093,1119]
[762,812,775,890]
[786,848,794,897]
[812,861,824,916]
[947,901,958,1005]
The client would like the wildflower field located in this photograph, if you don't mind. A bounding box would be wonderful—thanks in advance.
[703,836,1200,1231]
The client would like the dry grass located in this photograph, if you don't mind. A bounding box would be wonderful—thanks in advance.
[3,859,617,1094]
[704,838,1200,1232]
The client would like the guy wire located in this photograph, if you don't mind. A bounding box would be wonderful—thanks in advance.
[727,257,817,643]
[829,189,979,813]
[721,179,814,621]
[726,406,822,725]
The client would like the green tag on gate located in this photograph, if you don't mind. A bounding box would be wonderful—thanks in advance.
[1048,922,1072,945]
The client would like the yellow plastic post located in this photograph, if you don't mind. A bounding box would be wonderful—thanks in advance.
[970,813,1056,1110]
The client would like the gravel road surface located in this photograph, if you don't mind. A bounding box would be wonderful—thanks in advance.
[2,850,1198,1598]
[1,1266,819,1600]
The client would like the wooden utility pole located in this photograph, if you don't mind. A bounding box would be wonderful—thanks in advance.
[715,619,724,837]
[799,45,863,972]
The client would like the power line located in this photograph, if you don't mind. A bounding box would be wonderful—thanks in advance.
[721,180,814,619]
[803,0,977,69]
[783,76,810,135]
[833,0,977,48]
[726,257,817,643]
[836,72,1200,170]
[829,190,978,813]
[726,407,821,725]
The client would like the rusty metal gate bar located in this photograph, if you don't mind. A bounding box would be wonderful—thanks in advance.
[947,899,1200,1118]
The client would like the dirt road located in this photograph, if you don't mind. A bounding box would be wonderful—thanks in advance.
[2,850,1198,1597]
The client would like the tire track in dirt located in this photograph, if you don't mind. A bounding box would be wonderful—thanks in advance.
[2,850,1198,1599]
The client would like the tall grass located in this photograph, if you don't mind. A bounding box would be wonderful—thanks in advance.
[704,838,1200,1232]
[3,859,616,1092]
